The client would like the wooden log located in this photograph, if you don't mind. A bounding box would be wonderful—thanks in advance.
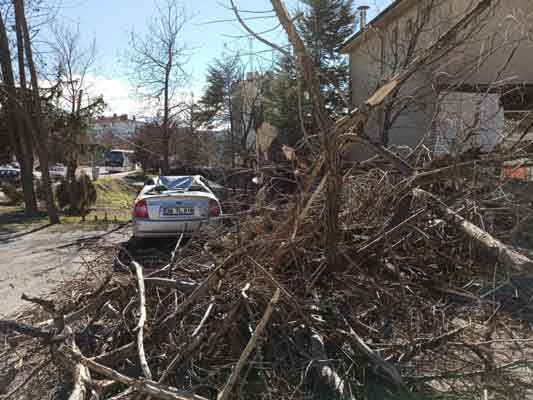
[132,261,152,380]
[413,188,533,273]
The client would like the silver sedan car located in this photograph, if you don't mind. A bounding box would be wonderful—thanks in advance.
[132,175,222,238]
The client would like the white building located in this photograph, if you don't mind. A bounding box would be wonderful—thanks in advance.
[89,114,144,139]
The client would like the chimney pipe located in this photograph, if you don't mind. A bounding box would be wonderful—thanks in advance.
[357,5,370,31]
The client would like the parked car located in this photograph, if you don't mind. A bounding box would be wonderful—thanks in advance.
[104,149,135,173]
[132,175,222,238]
[50,164,67,179]
[35,163,67,179]
[0,164,21,184]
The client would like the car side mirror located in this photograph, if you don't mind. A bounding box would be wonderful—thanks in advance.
[144,178,155,186]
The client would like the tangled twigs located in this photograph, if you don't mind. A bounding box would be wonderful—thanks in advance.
[0,320,51,339]
[310,331,354,400]
[341,319,405,390]
[59,344,208,400]
[0,358,52,399]
[20,294,55,314]
[218,289,280,400]
[53,328,92,400]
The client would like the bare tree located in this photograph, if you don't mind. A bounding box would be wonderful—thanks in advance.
[13,0,60,224]
[0,3,37,216]
[127,0,191,173]
[199,54,268,168]
[0,0,63,223]
[49,23,104,213]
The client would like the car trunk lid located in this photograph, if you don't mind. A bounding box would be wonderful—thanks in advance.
[143,193,211,220]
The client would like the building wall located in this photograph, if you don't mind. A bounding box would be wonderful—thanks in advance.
[345,0,533,158]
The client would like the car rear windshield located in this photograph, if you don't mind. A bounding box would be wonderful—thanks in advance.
[159,176,194,190]
[105,152,124,162]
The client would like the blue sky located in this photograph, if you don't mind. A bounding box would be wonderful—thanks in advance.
[56,0,392,116]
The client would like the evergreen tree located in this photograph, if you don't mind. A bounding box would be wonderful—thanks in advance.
[297,0,357,114]
[264,55,310,153]
[263,0,356,159]
[198,55,243,167]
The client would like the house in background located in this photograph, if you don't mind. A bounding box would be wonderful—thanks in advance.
[340,0,533,159]
[89,114,145,148]
[231,71,279,168]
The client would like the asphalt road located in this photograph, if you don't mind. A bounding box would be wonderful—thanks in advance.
[0,169,140,317]
[0,224,130,317]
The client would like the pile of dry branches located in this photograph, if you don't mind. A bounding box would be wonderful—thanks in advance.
[2,150,533,400]
[3,0,533,398]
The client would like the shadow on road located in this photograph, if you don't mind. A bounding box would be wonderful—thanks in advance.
[115,236,191,271]
[0,209,50,240]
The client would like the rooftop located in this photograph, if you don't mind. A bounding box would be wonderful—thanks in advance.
[340,0,407,53]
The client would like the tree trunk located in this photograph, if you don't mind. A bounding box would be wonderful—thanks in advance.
[67,93,83,213]
[228,95,235,168]
[162,68,170,174]
[66,157,78,214]
[18,153,37,215]
[271,0,340,270]
[14,0,60,224]
[0,6,37,216]
[13,0,37,217]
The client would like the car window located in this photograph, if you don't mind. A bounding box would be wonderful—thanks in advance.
[105,152,124,162]
[160,176,194,190]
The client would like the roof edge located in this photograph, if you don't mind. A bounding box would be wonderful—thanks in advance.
[339,0,407,54]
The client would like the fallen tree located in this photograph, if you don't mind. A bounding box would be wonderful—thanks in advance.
[2,0,533,399]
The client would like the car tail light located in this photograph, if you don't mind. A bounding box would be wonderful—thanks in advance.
[208,199,221,218]
[133,199,149,218]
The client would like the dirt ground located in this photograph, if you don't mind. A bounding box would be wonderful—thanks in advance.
[0,218,130,317]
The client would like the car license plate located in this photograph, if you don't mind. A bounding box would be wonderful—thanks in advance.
[164,207,195,216]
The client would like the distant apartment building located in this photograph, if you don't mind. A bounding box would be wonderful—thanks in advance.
[89,114,145,148]
[232,72,278,167]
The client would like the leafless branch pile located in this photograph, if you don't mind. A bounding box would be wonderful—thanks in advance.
[3,0,533,398]
[2,147,533,399]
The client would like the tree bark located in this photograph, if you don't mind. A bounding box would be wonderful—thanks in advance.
[67,91,84,214]
[271,0,340,270]
[66,157,78,213]
[162,65,171,174]
[0,5,37,216]
[14,0,60,224]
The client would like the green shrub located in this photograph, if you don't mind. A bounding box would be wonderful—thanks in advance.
[55,173,97,214]
[1,183,23,204]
